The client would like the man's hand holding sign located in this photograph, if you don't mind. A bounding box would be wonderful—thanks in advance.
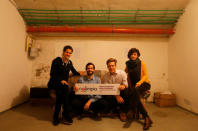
[74,84,120,95]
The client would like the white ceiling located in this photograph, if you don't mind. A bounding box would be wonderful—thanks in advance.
[13,0,189,10]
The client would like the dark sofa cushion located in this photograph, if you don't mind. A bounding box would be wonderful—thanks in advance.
[30,88,50,98]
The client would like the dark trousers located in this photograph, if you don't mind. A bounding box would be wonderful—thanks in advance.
[136,82,150,118]
[103,86,149,119]
[137,100,148,118]
[72,96,108,115]
[53,86,70,120]
[104,89,129,113]
[136,82,151,96]
[126,83,150,119]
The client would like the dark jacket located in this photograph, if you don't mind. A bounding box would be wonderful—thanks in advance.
[48,57,80,90]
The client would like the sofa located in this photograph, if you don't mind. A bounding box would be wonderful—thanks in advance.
[30,70,108,103]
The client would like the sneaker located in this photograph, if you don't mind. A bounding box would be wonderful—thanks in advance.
[62,116,73,125]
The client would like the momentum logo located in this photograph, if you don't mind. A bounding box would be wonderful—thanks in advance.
[75,84,120,95]
[79,86,97,92]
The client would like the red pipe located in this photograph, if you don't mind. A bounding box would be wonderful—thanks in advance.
[76,27,113,33]
[27,26,174,34]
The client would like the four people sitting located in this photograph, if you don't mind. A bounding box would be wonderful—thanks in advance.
[48,45,152,130]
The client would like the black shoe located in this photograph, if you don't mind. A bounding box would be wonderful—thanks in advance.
[143,117,152,130]
[119,112,127,122]
[92,113,102,121]
[62,116,73,125]
[77,114,83,120]
[53,119,60,126]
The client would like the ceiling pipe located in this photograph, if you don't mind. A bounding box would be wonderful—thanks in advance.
[19,9,184,11]
[27,26,174,34]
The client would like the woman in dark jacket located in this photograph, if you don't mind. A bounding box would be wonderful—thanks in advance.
[48,45,80,126]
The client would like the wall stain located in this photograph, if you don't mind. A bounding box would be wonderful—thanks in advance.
[35,65,50,77]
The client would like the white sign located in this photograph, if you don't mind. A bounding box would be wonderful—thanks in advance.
[75,84,120,95]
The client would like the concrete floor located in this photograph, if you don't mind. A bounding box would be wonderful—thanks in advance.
[0,102,198,131]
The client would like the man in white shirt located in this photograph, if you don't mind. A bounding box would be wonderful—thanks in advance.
[103,58,128,122]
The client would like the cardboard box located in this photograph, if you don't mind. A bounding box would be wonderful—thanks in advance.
[154,92,176,107]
